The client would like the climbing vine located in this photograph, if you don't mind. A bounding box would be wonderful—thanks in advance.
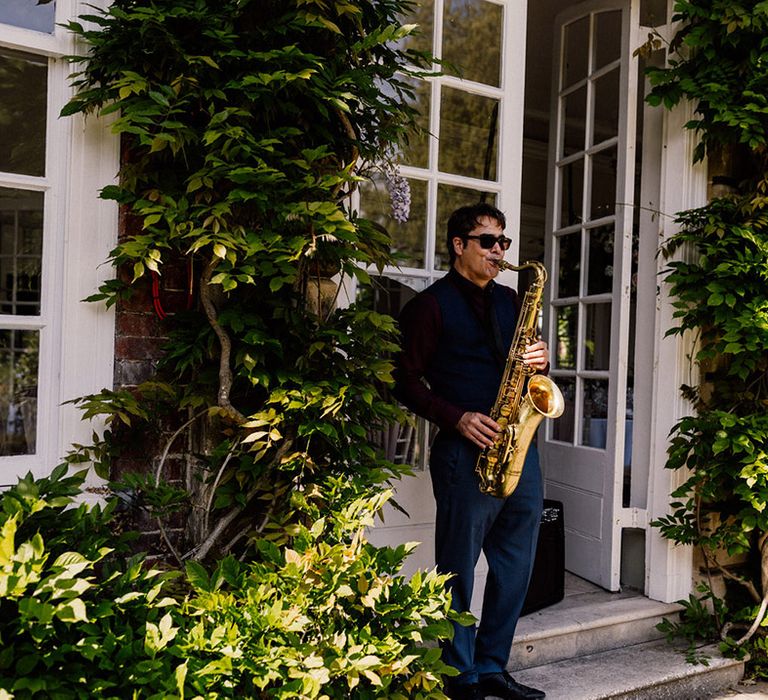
[61,0,432,561]
[647,0,768,670]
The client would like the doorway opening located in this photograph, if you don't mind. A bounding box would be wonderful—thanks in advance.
[522,0,669,592]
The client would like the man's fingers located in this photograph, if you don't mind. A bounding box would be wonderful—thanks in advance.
[457,412,500,448]
[523,340,549,369]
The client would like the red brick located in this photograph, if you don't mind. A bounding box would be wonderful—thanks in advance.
[115,335,166,361]
[161,458,185,481]
[116,311,164,337]
[117,279,154,313]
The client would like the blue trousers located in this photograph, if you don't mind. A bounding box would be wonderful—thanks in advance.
[429,434,543,685]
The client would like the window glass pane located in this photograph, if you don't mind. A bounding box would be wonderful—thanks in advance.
[559,158,583,228]
[582,378,609,448]
[592,68,620,146]
[367,275,418,317]
[359,174,428,269]
[562,16,589,89]
[0,188,43,315]
[551,376,575,443]
[0,329,38,455]
[590,145,617,221]
[587,225,614,295]
[594,11,622,69]
[399,0,434,55]
[439,87,499,181]
[443,0,502,87]
[397,76,431,169]
[435,184,496,270]
[554,304,577,369]
[556,233,580,298]
[562,85,587,157]
[584,302,611,370]
[0,1,55,33]
[640,0,667,28]
[0,49,47,176]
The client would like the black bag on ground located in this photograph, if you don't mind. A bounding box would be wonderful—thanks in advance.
[520,499,565,616]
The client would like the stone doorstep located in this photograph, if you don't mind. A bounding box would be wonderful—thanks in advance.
[510,594,684,671]
[503,640,745,700]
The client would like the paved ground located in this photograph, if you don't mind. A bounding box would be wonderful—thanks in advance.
[715,679,768,698]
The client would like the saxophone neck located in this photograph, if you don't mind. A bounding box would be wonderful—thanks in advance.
[493,259,547,284]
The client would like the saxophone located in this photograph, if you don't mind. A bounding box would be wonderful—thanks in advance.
[475,260,565,498]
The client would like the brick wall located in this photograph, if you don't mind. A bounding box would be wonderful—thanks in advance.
[112,207,196,557]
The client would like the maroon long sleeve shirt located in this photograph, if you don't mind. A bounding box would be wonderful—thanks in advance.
[394,267,523,432]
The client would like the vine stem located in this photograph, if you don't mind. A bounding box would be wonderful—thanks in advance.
[334,108,359,199]
[323,270,346,324]
[719,533,768,646]
[724,591,768,647]
[156,516,184,567]
[150,408,209,567]
[200,255,245,423]
[154,408,209,487]
[183,437,295,561]
[203,439,240,537]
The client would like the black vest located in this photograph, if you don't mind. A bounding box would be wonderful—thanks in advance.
[425,274,518,417]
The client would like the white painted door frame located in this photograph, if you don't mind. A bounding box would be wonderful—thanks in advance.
[645,99,706,603]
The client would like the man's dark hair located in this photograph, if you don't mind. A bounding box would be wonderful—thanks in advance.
[446,203,507,265]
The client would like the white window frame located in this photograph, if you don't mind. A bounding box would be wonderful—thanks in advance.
[374,0,527,293]
[0,0,118,486]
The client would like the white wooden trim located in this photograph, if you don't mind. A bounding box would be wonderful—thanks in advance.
[646,99,706,603]
[58,0,118,492]
[498,0,527,246]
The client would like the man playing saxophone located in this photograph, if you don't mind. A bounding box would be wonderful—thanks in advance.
[394,203,549,700]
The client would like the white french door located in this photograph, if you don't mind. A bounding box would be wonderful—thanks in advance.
[362,0,529,595]
[540,0,639,591]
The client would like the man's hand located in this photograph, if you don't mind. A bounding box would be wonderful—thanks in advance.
[456,411,500,449]
[522,340,549,371]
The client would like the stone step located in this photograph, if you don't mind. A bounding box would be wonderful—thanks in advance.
[511,592,682,671]
[507,640,745,700]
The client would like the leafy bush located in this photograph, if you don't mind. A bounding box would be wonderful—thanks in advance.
[0,466,183,699]
[179,482,458,699]
[0,470,458,699]
[14,1,462,694]
[646,0,768,160]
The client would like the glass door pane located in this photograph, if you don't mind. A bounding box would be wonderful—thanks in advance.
[438,87,500,181]
[443,0,503,87]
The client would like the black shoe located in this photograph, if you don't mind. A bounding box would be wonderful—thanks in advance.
[478,671,545,700]
[444,681,485,700]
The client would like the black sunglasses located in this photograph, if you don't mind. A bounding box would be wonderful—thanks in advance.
[462,233,512,251]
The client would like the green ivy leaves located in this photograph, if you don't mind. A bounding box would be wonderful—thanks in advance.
[647,0,768,159]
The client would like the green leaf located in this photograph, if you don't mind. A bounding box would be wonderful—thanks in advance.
[185,560,210,591]
[55,597,88,623]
